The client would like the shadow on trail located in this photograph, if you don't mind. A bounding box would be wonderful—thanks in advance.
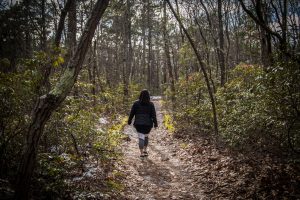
[136,158,172,188]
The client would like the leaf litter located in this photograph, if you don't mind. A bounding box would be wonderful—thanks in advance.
[115,100,300,200]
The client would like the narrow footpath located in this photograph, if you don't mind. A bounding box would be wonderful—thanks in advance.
[118,99,205,200]
[114,97,300,200]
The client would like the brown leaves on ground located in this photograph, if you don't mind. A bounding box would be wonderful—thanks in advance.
[116,100,300,200]
[177,135,300,199]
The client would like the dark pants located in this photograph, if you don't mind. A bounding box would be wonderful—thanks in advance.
[135,125,151,149]
[139,136,149,149]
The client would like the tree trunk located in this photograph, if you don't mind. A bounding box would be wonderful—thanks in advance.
[199,0,221,84]
[282,0,287,48]
[162,60,167,84]
[40,0,47,51]
[235,4,241,64]
[54,0,75,47]
[163,1,175,102]
[24,0,32,57]
[141,0,146,84]
[122,0,132,105]
[38,0,51,92]
[218,0,226,86]
[67,0,78,96]
[92,40,97,106]
[147,0,152,90]
[258,2,272,68]
[66,0,77,56]
[14,0,110,199]
[165,0,219,135]
[194,16,216,93]
[175,0,184,43]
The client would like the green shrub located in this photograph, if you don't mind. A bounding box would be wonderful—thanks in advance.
[0,68,39,177]
[217,62,300,150]
[216,64,266,147]
[165,61,300,152]
[168,72,213,134]
[33,153,73,199]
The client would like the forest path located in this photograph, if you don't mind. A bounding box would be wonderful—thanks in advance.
[118,98,206,200]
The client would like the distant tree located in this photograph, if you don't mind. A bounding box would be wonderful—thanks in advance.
[165,0,219,135]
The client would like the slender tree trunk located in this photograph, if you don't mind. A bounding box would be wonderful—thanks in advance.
[92,40,97,106]
[218,0,226,86]
[123,0,131,105]
[199,0,220,85]
[258,2,272,68]
[155,47,160,92]
[54,0,75,47]
[162,60,167,84]
[235,4,241,64]
[88,46,94,99]
[130,39,136,82]
[165,0,219,135]
[67,0,78,96]
[24,0,32,57]
[224,2,231,82]
[141,0,146,84]
[194,16,216,92]
[175,0,184,43]
[67,0,77,56]
[163,1,175,102]
[281,0,288,57]
[37,0,52,93]
[40,0,47,51]
[147,0,152,90]
[14,1,110,199]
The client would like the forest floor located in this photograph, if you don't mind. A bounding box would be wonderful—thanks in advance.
[1,98,298,199]
[116,98,299,200]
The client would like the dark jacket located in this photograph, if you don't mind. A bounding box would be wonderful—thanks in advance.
[128,100,158,127]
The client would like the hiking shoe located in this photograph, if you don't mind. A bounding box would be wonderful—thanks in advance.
[143,151,148,156]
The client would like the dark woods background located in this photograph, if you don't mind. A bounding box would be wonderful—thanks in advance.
[0,0,299,199]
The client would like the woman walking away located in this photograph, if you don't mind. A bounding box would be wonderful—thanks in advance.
[128,89,158,157]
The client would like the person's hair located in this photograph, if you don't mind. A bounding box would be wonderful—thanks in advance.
[139,89,150,104]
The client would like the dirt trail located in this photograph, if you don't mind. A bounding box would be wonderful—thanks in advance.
[118,99,205,200]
